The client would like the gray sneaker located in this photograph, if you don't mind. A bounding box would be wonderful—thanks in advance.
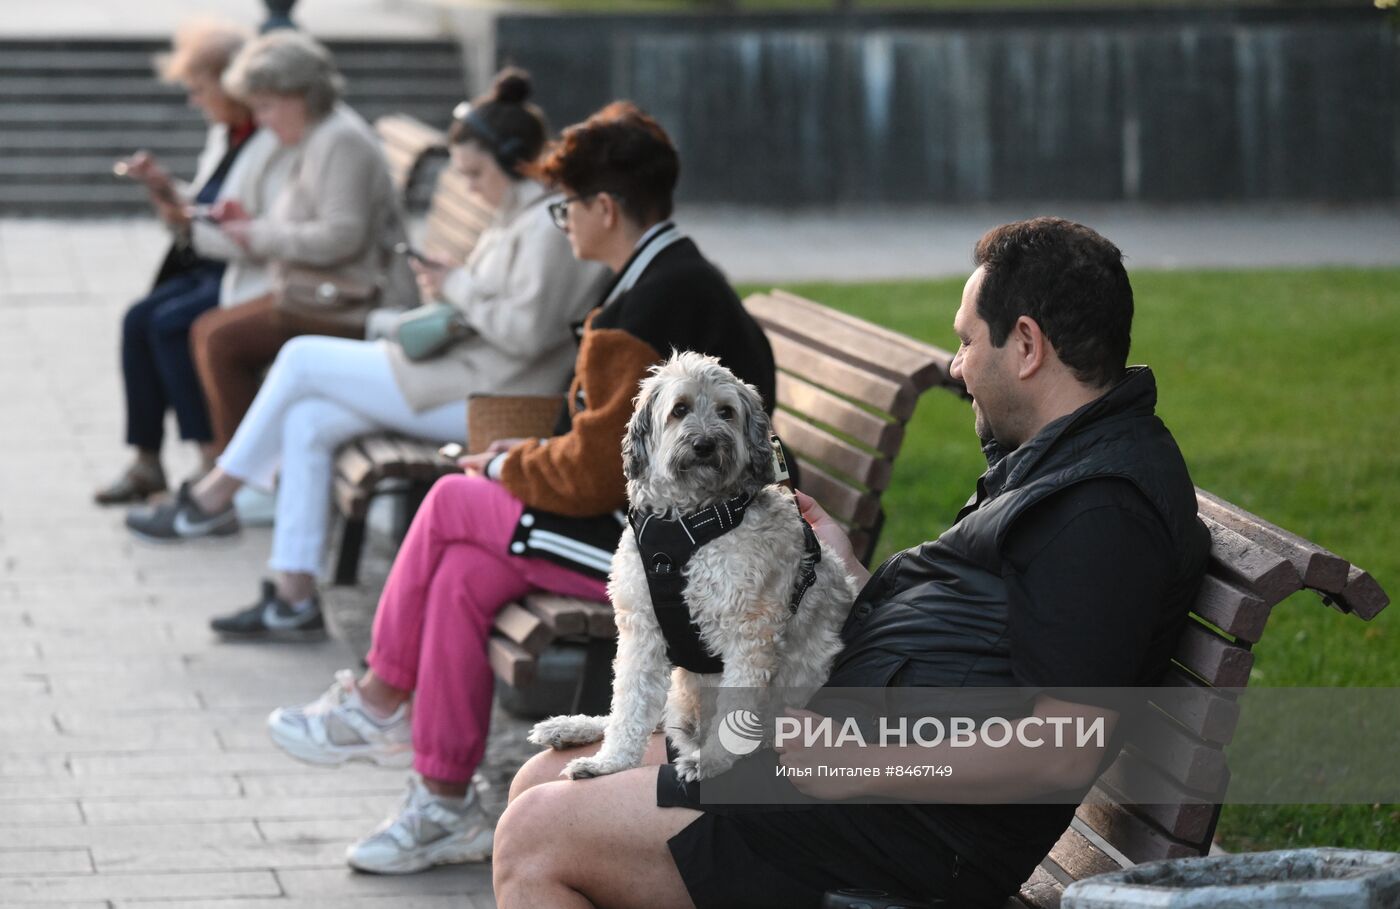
[125,481,239,542]
[347,777,494,874]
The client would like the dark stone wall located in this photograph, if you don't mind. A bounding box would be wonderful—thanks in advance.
[496,7,1399,206]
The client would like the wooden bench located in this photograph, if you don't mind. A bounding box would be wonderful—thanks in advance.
[374,113,449,208]
[327,157,495,586]
[1002,487,1388,908]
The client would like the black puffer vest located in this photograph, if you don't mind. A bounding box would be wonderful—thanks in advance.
[828,367,1208,689]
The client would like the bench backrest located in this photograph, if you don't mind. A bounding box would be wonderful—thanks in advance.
[421,165,495,267]
[742,289,963,566]
[374,113,449,200]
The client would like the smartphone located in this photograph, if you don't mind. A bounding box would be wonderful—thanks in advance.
[187,205,220,225]
[438,442,464,460]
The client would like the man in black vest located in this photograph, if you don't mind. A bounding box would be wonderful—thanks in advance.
[493,217,1210,909]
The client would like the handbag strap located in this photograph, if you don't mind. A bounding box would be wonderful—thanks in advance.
[601,223,686,308]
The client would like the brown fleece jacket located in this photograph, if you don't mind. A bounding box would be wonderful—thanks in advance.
[498,316,659,516]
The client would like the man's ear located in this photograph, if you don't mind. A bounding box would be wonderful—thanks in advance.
[1014,315,1048,380]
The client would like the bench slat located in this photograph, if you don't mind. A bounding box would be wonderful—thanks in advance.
[794,459,880,528]
[579,600,616,638]
[357,435,411,479]
[335,440,378,489]
[1191,573,1269,643]
[1043,826,1122,883]
[749,291,954,393]
[1336,566,1390,620]
[422,211,481,265]
[1016,865,1064,909]
[333,474,369,521]
[1158,668,1242,745]
[1075,799,1202,865]
[773,411,893,491]
[488,634,536,688]
[1198,513,1302,606]
[775,372,904,455]
[1196,489,1350,594]
[1094,755,1216,844]
[495,603,553,656]
[1172,620,1254,688]
[522,594,590,636]
[765,332,915,420]
[1124,719,1229,795]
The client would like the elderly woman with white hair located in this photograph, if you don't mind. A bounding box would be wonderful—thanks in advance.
[187,30,415,456]
[96,18,294,505]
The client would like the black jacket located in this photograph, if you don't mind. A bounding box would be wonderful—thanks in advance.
[827,366,1210,893]
[503,229,777,576]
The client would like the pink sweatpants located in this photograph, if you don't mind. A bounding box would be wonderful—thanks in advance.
[366,474,610,783]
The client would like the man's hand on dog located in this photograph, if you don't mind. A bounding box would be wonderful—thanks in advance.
[795,491,871,587]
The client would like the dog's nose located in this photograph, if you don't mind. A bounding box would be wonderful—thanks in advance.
[692,438,716,459]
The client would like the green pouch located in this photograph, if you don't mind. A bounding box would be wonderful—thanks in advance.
[396,302,470,361]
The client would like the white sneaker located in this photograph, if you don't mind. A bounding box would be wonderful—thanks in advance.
[267,670,412,768]
[347,776,494,874]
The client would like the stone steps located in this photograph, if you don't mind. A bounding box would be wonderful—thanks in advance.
[0,38,469,215]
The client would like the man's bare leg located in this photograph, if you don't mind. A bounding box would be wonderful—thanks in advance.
[508,731,670,803]
[495,763,699,909]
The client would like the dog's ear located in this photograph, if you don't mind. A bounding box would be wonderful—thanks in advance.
[623,379,655,482]
[739,380,776,489]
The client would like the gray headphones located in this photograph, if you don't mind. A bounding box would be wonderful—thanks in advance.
[453,101,528,173]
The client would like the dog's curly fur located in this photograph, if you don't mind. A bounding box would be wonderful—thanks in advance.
[529,351,859,782]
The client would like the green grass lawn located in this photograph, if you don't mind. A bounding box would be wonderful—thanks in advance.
[741,268,1400,853]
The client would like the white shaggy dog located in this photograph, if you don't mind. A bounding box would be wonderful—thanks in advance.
[529,351,859,782]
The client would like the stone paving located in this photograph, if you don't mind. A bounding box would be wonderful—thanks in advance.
[0,218,495,906]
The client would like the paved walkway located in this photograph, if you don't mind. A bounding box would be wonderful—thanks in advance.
[0,219,494,906]
[0,206,1397,904]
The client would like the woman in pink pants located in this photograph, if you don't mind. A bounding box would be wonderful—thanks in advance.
[263,102,778,875]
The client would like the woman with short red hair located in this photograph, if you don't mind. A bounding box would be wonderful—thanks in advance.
[263,102,777,875]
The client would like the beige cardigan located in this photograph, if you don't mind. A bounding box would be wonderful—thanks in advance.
[190,128,297,308]
[386,179,611,413]
[243,104,415,311]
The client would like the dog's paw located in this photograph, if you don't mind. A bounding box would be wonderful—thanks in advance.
[561,754,629,780]
[673,753,704,783]
[528,715,607,750]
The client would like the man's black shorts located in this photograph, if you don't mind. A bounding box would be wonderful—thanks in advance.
[656,756,1012,909]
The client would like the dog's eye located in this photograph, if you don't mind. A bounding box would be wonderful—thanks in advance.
[717,405,735,421]
[671,402,690,419]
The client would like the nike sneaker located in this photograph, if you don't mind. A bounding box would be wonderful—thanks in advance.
[209,580,326,641]
[125,481,239,542]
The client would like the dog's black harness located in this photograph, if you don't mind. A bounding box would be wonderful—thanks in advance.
[628,493,823,674]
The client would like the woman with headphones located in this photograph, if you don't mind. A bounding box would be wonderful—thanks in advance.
[139,68,610,641]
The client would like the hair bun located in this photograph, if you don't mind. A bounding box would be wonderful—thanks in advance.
[491,67,532,105]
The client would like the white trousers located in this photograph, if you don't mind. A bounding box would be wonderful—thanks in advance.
[218,336,467,576]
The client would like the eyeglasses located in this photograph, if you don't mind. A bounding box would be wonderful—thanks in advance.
[548,193,599,230]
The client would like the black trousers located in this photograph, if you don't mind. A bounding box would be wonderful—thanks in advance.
[121,264,224,450]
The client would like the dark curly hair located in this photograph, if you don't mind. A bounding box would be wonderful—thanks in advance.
[535,101,679,225]
[448,67,548,177]
[973,217,1133,389]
